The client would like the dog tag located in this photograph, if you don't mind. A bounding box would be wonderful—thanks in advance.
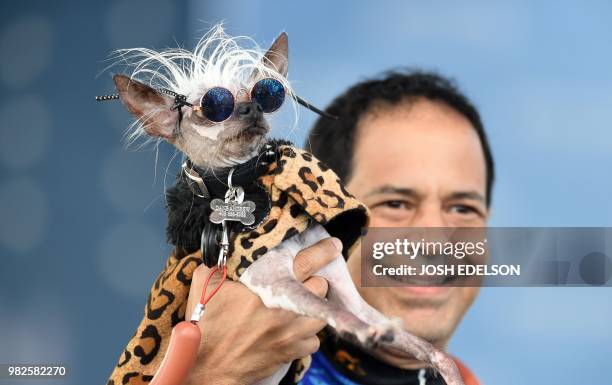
[210,198,256,225]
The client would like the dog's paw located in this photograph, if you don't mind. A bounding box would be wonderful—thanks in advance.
[364,317,403,347]
[333,314,404,349]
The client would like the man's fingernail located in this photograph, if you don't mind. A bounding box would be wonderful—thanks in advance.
[331,237,343,252]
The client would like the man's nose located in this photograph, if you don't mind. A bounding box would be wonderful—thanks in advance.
[235,101,264,120]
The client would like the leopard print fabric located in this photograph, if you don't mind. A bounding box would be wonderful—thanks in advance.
[107,145,369,385]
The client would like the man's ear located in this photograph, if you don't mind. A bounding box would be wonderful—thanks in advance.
[252,32,288,80]
[113,74,177,139]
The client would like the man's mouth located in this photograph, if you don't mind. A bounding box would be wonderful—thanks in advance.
[384,269,461,286]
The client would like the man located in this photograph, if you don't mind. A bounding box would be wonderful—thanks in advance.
[185,70,492,385]
[300,71,493,384]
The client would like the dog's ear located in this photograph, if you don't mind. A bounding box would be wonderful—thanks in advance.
[113,74,177,139]
[252,32,288,80]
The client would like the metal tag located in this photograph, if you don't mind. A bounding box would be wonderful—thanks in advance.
[210,198,256,225]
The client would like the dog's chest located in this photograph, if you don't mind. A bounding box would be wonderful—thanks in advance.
[165,143,369,281]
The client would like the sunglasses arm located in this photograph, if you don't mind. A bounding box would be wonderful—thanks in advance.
[95,87,193,109]
[293,95,338,120]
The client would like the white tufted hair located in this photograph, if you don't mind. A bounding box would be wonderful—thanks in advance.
[108,23,298,146]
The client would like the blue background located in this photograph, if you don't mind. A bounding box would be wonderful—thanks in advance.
[0,1,611,384]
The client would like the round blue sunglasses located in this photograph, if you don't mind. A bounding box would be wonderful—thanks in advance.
[193,78,286,122]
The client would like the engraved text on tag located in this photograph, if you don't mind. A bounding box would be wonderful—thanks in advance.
[210,198,256,226]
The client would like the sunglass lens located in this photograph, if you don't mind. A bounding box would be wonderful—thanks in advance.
[201,87,235,122]
[251,78,285,113]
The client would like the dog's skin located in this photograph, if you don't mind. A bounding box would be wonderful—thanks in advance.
[113,31,464,385]
[241,223,462,385]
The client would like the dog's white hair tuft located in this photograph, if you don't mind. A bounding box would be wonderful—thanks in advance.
[112,23,295,104]
[110,23,298,145]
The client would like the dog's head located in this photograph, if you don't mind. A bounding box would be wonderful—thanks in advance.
[112,26,291,169]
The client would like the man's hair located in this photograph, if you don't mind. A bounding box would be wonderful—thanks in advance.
[306,70,495,206]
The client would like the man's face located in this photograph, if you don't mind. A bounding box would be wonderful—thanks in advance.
[346,98,488,351]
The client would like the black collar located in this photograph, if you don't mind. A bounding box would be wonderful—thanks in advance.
[165,139,291,255]
[186,139,290,199]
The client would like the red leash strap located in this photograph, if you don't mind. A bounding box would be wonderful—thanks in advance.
[199,265,228,307]
[150,265,228,385]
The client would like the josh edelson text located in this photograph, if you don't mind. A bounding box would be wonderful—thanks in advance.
[370,238,521,277]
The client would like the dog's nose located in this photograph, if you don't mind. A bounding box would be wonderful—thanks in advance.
[236,101,263,119]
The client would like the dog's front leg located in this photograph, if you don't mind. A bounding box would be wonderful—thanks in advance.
[239,226,463,385]
[240,247,384,347]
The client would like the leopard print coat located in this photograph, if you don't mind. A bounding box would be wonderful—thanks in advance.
[106,144,369,385]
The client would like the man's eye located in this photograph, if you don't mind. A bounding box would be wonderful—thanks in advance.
[382,200,408,209]
[449,204,479,215]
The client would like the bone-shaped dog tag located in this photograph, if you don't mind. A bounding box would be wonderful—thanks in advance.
[210,198,256,225]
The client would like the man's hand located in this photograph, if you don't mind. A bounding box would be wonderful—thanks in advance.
[184,237,342,385]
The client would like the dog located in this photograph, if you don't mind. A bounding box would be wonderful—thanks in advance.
[102,25,464,385]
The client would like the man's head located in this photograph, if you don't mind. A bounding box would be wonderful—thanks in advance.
[307,71,493,355]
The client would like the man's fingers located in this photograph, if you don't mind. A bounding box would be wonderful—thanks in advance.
[292,336,321,359]
[302,276,328,299]
[293,237,343,282]
[186,264,211,318]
